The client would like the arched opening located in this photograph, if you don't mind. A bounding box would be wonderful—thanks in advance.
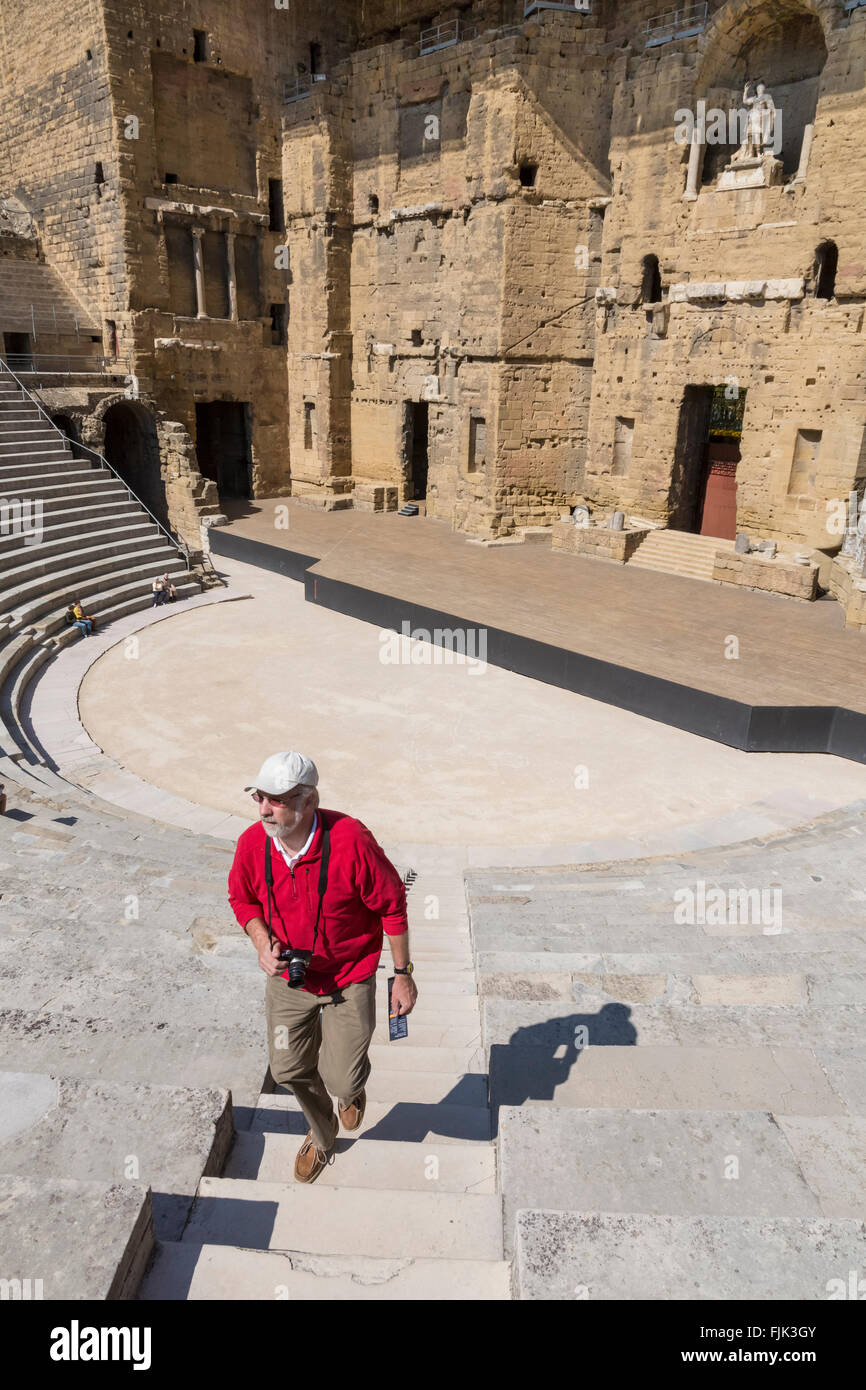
[102,401,168,527]
[813,240,838,300]
[640,254,662,304]
[50,413,85,461]
[697,3,827,186]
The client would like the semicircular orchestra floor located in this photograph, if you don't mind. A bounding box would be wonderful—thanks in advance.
[76,556,866,857]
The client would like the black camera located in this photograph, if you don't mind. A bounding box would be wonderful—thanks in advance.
[279,947,312,989]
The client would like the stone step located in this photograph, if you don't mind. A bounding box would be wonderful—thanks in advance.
[2,532,173,590]
[487,1043,844,1116]
[182,1176,504,1261]
[0,1072,233,1243]
[5,552,189,631]
[0,521,158,573]
[251,1093,493,1143]
[475,948,866,980]
[374,989,480,1016]
[139,1240,512,1300]
[361,1069,489,1105]
[370,1020,481,1048]
[481,995,864,1049]
[469,922,860,955]
[512,1210,866,1301]
[498,1108,866,1258]
[0,497,140,539]
[224,1130,497,1191]
[0,1175,153,1301]
[366,1042,485,1073]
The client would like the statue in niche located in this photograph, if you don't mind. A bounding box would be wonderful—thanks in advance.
[732,81,777,163]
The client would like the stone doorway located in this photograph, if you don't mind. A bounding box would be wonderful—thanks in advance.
[698,387,746,541]
[195,401,251,501]
[404,400,429,501]
[3,331,32,371]
[102,400,168,527]
[670,385,744,540]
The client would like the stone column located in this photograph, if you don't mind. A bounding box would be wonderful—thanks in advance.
[226,231,238,321]
[794,123,815,183]
[191,227,207,319]
[683,129,704,201]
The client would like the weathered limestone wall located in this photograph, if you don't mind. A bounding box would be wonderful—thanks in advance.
[586,0,866,549]
[0,0,121,330]
[286,8,611,535]
[2,0,863,557]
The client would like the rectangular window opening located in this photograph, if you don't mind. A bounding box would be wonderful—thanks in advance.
[193,30,208,63]
[268,178,285,233]
[270,303,287,346]
[468,416,486,474]
[304,401,316,450]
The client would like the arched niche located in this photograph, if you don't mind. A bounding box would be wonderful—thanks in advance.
[101,399,169,528]
[696,1,828,185]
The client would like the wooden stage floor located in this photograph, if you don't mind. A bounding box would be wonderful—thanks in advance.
[217,499,866,719]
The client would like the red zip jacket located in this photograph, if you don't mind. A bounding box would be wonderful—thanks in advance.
[227,809,408,995]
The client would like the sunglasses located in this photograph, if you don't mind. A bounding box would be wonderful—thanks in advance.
[251,788,307,807]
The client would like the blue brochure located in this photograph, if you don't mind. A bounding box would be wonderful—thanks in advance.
[387,976,409,1040]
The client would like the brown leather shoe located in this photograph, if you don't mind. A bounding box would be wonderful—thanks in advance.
[293,1116,338,1184]
[338,1088,367,1133]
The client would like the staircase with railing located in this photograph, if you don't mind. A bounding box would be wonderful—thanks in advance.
[0,357,205,769]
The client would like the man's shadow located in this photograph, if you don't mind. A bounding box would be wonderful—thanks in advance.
[247,1002,636,1144]
[485,1003,637,1137]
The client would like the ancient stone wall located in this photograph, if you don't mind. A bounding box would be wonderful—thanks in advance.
[587,0,866,549]
[2,0,863,553]
[0,0,122,333]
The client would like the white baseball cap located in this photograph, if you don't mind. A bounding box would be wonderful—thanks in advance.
[245,751,319,796]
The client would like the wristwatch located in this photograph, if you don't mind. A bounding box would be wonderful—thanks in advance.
[394,962,414,975]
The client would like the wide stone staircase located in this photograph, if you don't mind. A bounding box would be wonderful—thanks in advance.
[0,257,101,344]
[0,366,200,768]
[3,736,865,1298]
[0,759,509,1299]
[138,857,511,1300]
[627,527,733,582]
[465,808,866,1299]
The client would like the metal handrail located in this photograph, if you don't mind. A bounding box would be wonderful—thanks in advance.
[524,1,591,16]
[283,72,327,103]
[3,353,129,377]
[645,2,708,46]
[0,355,192,572]
[418,17,482,53]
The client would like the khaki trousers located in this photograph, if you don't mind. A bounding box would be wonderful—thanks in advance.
[265,971,377,1150]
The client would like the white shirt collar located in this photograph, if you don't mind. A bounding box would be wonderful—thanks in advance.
[273,813,318,869]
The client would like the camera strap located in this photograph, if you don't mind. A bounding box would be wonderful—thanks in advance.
[265,817,331,956]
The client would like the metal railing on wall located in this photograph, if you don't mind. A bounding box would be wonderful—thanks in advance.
[419,18,475,54]
[645,2,708,47]
[524,1,591,17]
[0,355,192,572]
[283,72,328,103]
[3,354,129,377]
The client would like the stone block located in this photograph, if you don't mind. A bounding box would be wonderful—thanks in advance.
[500,1107,823,1256]
[0,1074,233,1241]
[513,1209,866,1300]
[0,1175,153,1300]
